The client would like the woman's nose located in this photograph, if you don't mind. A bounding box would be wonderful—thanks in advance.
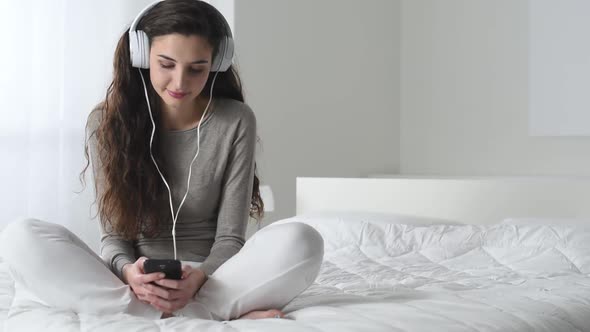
[172,69,189,91]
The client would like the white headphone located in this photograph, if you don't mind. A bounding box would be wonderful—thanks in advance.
[129,0,234,72]
[130,0,233,260]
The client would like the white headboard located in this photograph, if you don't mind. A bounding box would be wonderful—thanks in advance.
[296,176,590,225]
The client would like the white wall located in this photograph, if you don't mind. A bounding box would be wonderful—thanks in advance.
[235,0,401,226]
[529,0,590,136]
[401,0,590,176]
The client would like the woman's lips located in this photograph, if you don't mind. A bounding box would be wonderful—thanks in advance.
[167,90,187,99]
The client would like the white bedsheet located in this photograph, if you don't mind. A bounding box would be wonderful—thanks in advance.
[2,217,590,331]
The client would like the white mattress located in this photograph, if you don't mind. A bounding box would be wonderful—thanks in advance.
[2,216,590,331]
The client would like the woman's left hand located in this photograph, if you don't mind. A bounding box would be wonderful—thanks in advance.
[146,265,208,314]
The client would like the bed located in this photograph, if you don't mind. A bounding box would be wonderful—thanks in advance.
[2,176,590,331]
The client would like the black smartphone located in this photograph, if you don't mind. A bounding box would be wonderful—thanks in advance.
[143,259,182,280]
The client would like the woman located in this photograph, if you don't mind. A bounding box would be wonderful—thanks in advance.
[0,0,323,321]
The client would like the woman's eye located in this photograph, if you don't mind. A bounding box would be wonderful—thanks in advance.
[159,63,203,74]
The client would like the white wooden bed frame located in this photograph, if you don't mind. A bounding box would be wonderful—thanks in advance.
[296,176,590,225]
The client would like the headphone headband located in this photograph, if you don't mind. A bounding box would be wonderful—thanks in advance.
[129,0,234,71]
[130,1,161,33]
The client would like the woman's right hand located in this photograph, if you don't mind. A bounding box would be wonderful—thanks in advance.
[123,256,167,305]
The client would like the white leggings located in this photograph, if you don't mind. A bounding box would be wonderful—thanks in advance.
[0,218,323,320]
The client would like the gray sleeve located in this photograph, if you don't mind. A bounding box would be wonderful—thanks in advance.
[199,107,257,277]
[86,109,136,282]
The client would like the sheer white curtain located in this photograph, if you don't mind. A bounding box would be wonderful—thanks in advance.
[0,0,156,251]
[0,0,233,252]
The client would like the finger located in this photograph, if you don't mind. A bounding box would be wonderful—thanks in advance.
[151,302,172,314]
[154,278,183,290]
[153,284,182,301]
[137,294,151,305]
[138,256,148,263]
[137,256,149,273]
[149,296,183,312]
[141,272,166,284]
[137,293,155,306]
[166,289,188,301]
[143,283,172,300]
[144,294,167,312]
[181,265,192,279]
[161,299,186,313]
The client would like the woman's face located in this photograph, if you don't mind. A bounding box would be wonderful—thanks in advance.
[149,33,213,110]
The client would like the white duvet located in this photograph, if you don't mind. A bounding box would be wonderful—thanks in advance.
[2,215,590,331]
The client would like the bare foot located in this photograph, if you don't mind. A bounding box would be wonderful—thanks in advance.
[238,309,285,320]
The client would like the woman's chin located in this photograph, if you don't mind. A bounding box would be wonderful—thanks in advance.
[163,98,188,108]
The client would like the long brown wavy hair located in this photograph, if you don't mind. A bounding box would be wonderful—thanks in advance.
[80,0,263,241]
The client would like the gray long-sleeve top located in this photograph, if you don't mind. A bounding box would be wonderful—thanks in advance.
[86,98,256,281]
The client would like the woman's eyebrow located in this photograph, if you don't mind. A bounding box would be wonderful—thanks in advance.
[157,54,208,64]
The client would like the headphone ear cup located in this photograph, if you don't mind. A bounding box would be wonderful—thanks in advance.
[138,30,151,69]
[129,30,140,68]
[129,30,150,69]
[210,36,234,72]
